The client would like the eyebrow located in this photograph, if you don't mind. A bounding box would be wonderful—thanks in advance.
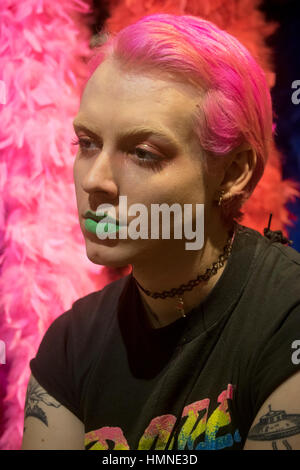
[72,121,181,151]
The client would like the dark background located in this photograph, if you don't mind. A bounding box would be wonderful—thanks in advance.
[259,0,300,250]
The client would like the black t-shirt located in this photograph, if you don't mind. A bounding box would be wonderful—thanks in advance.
[30,223,300,450]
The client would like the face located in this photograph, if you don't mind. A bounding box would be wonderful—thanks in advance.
[72,59,221,268]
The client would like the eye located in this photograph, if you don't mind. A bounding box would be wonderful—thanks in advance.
[71,137,164,171]
[71,137,98,152]
[130,146,164,170]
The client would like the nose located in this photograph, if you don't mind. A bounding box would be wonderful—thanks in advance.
[81,149,118,197]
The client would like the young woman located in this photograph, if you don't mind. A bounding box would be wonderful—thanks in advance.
[22,13,300,450]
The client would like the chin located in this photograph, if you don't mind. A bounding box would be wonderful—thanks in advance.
[84,237,135,268]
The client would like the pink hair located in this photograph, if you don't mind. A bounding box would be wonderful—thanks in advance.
[84,13,274,225]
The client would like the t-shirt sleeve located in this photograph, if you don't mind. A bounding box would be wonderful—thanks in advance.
[251,304,300,418]
[29,307,83,422]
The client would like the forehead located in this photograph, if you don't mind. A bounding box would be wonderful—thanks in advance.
[78,59,201,146]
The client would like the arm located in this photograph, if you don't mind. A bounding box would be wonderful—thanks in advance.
[21,374,85,450]
[243,370,300,450]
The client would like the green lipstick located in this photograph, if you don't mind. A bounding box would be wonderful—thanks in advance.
[83,211,120,235]
[84,218,120,235]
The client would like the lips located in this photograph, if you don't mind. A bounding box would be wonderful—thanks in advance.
[83,210,119,225]
[83,210,122,235]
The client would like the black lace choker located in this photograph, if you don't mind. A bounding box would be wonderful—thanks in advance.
[132,222,237,318]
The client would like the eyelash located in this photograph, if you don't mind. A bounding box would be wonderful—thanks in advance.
[71,137,164,171]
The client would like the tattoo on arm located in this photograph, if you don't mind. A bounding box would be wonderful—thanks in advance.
[24,376,61,428]
[247,404,300,450]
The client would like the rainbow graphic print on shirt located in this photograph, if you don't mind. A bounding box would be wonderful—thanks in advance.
[84,383,242,450]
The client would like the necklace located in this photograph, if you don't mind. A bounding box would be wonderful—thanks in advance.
[133,223,237,319]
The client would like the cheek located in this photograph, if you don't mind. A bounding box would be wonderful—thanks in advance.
[125,163,200,203]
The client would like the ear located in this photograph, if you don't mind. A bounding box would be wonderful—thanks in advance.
[219,143,257,196]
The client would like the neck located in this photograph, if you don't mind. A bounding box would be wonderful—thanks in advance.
[132,219,235,329]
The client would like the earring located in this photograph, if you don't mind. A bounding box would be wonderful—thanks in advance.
[218,190,225,206]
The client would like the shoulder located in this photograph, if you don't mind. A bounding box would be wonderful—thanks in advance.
[233,226,300,405]
[228,226,300,440]
[71,274,130,323]
[30,274,131,407]
[33,274,130,364]
[234,224,300,338]
[231,224,300,321]
[238,223,300,258]
[59,274,131,347]
[238,223,300,292]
